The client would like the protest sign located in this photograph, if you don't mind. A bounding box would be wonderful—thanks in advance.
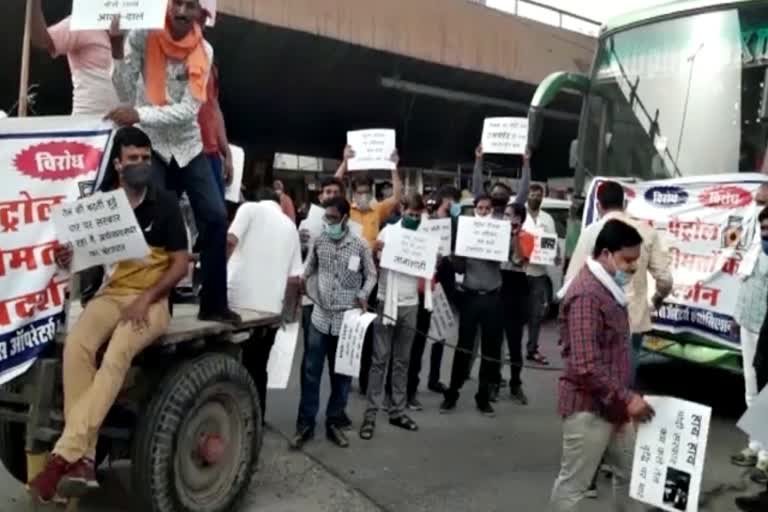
[630,396,712,512]
[455,217,511,262]
[349,221,364,239]
[267,322,300,389]
[584,175,768,349]
[529,233,558,266]
[428,284,458,346]
[201,0,217,26]
[738,385,768,450]
[380,227,439,279]
[481,117,528,155]
[300,204,325,239]
[335,310,378,377]
[70,0,168,30]
[346,129,396,171]
[225,145,244,203]
[420,218,453,256]
[52,190,150,273]
[0,116,113,385]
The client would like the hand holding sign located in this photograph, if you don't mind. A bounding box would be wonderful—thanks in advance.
[346,129,397,171]
[481,117,529,155]
[71,0,169,31]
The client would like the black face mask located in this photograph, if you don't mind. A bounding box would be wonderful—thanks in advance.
[121,162,152,190]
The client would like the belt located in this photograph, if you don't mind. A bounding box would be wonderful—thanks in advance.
[462,287,501,296]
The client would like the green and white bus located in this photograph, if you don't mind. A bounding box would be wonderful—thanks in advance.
[529,0,768,373]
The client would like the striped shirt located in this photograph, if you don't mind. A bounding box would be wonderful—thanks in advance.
[558,266,632,425]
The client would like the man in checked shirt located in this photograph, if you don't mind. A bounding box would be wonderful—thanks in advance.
[550,220,655,512]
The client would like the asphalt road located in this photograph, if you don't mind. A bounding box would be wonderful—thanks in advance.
[0,321,762,511]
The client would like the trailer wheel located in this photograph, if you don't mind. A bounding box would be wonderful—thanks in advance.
[131,353,262,512]
[0,421,27,482]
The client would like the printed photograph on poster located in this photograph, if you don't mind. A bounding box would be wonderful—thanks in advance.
[428,284,458,346]
[529,233,558,266]
[630,396,712,512]
[346,129,396,171]
[379,228,439,279]
[335,310,378,378]
[455,216,511,262]
[52,189,150,273]
[267,322,300,390]
[481,117,528,155]
[420,218,453,256]
[70,0,169,30]
[225,144,244,203]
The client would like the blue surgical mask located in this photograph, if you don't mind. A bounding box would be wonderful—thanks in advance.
[324,222,345,241]
[450,203,462,218]
[762,238,768,255]
[613,270,629,288]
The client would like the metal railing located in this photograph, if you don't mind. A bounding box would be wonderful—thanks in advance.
[476,0,602,37]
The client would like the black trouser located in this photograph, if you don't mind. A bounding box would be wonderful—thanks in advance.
[448,290,503,403]
[500,270,529,389]
[407,295,444,399]
[301,304,314,388]
[243,327,278,423]
[358,285,379,394]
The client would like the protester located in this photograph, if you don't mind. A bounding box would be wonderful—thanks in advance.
[226,188,303,421]
[29,127,190,503]
[524,183,558,365]
[28,0,119,115]
[550,219,654,512]
[274,180,297,223]
[107,3,239,325]
[293,197,377,449]
[360,193,428,439]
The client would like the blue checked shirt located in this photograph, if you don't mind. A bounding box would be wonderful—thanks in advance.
[736,252,768,333]
[304,230,377,336]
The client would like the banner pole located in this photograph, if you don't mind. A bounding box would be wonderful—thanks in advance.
[18,0,33,117]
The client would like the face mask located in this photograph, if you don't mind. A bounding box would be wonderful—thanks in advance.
[121,162,152,189]
[613,270,629,288]
[402,217,421,231]
[450,203,462,218]
[356,194,372,210]
[762,238,768,255]
[324,222,345,240]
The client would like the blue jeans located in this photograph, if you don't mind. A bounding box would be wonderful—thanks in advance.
[297,323,352,432]
[206,153,226,201]
[150,153,229,313]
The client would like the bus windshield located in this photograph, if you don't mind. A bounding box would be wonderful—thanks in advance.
[580,5,768,183]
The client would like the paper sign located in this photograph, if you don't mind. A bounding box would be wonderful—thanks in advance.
[481,117,528,155]
[335,310,378,377]
[630,396,712,512]
[52,190,150,273]
[347,129,396,171]
[380,227,439,279]
[738,385,768,449]
[420,218,453,256]
[299,204,326,249]
[267,322,300,389]
[225,145,244,203]
[201,0,217,26]
[70,0,169,30]
[530,233,558,266]
[455,216,511,262]
[428,284,459,345]
[349,221,364,239]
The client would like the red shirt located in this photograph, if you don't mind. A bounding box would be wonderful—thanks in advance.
[558,266,632,424]
[198,64,220,155]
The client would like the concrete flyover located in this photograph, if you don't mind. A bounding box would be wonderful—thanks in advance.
[2,0,596,179]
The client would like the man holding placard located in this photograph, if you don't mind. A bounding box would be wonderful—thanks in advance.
[30,127,190,503]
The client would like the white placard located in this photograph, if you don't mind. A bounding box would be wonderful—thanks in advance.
[267,322,300,389]
[529,233,558,266]
[455,216,511,262]
[738,385,768,449]
[225,145,244,203]
[52,190,150,273]
[427,284,458,345]
[70,0,169,30]
[335,309,378,378]
[346,129,396,171]
[380,227,439,279]
[349,221,364,239]
[420,218,453,256]
[481,117,528,155]
[630,396,712,512]
[299,204,326,247]
[201,0,217,26]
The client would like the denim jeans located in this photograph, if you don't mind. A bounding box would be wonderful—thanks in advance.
[150,153,229,313]
[206,153,226,201]
[297,323,352,432]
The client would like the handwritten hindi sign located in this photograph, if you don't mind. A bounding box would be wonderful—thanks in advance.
[335,310,378,378]
[455,217,511,262]
[481,117,528,155]
[53,190,150,273]
[0,116,113,385]
[428,284,458,346]
[380,227,439,279]
[70,0,169,30]
[346,129,396,171]
[630,396,712,512]
[529,233,558,266]
[267,322,300,389]
[420,218,453,256]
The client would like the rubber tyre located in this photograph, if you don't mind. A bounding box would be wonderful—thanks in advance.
[131,353,262,512]
[0,420,27,482]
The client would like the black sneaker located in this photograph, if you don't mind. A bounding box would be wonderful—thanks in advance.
[289,426,314,450]
[510,386,529,405]
[476,400,496,417]
[439,398,457,414]
[198,308,242,326]
[407,397,423,411]
[326,425,350,448]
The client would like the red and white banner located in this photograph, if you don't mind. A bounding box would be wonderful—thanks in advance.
[0,116,113,384]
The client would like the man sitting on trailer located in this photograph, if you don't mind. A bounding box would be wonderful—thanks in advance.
[29,127,190,504]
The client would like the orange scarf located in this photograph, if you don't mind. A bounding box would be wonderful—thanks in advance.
[144,21,209,105]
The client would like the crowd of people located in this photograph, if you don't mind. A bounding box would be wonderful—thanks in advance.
[17,1,768,510]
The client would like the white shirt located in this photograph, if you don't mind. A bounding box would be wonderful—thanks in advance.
[523,207,557,277]
[227,201,303,315]
[376,224,419,307]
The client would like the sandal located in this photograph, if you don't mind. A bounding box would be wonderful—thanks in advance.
[389,415,419,432]
[527,352,550,365]
[359,419,376,440]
